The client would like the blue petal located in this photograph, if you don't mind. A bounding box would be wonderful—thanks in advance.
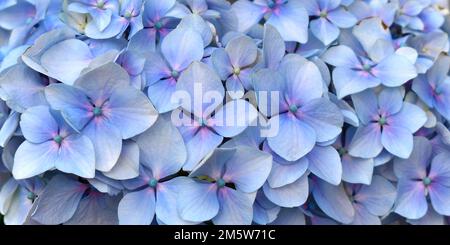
[118,188,155,225]
[263,173,309,208]
[267,113,316,161]
[381,125,413,159]
[211,100,258,138]
[332,67,381,99]
[266,1,309,43]
[12,141,57,179]
[321,45,360,68]
[107,86,158,139]
[263,24,285,69]
[223,146,272,193]
[308,145,342,185]
[161,27,204,71]
[212,188,256,225]
[179,125,223,171]
[394,180,428,219]
[355,175,397,216]
[310,17,340,46]
[56,134,96,178]
[155,177,198,225]
[136,116,186,179]
[177,180,219,222]
[20,106,58,144]
[348,123,383,158]
[232,0,265,32]
[301,98,343,142]
[82,120,122,172]
[32,175,88,224]
[44,84,92,131]
[312,179,355,224]
[40,39,93,85]
[375,54,418,87]
[270,208,306,225]
[102,140,140,180]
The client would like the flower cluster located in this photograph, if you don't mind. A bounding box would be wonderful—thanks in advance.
[0,0,450,225]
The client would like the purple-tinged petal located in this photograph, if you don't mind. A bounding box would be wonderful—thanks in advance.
[394,136,431,180]
[348,123,383,158]
[56,134,96,178]
[332,67,381,99]
[350,204,381,225]
[156,177,199,225]
[428,182,450,216]
[161,27,204,71]
[19,106,58,144]
[179,125,223,171]
[394,180,428,219]
[211,48,233,80]
[266,1,309,43]
[267,156,309,188]
[44,84,92,131]
[65,192,120,225]
[321,45,360,68]
[232,0,265,33]
[280,55,323,105]
[118,188,155,225]
[429,153,450,188]
[176,62,225,118]
[12,141,57,179]
[143,0,176,23]
[351,89,378,125]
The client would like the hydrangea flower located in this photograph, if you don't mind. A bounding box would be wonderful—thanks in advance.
[211,35,258,98]
[176,147,272,224]
[143,26,204,113]
[302,0,358,45]
[128,0,179,52]
[232,0,309,43]
[412,54,450,120]
[117,116,189,225]
[13,105,96,179]
[253,54,343,161]
[322,19,418,98]
[175,61,258,170]
[44,62,158,172]
[394,137,450,219]
[349,88,427,158]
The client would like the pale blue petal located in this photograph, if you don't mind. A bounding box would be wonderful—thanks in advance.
[118,188,155,225]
